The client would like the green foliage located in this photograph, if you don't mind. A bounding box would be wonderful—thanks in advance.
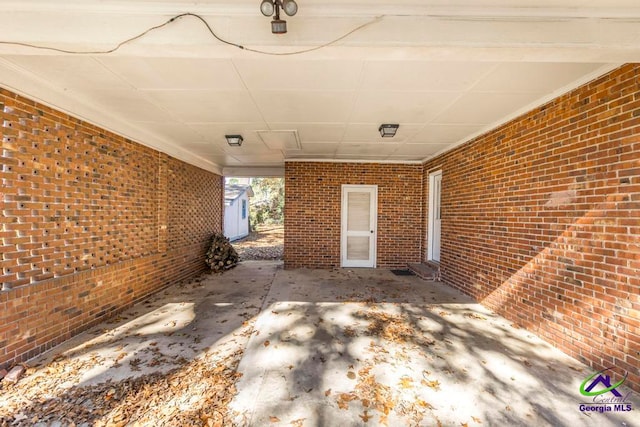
[249,177,284,229]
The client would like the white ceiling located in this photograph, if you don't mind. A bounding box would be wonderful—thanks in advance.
[1,1,639,175]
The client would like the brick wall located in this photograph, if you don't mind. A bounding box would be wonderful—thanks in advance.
[423,64,640,390]
[285,162,423,269]
[0,87,223,368]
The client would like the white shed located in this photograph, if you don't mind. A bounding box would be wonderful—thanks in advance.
[224,184,254,241]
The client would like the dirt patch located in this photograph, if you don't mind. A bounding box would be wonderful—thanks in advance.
[233,225,283,261]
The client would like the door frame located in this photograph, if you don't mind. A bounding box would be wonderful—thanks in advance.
[341,184,377,268]
[427,170,442,262]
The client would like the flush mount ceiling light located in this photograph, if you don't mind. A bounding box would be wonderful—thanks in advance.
[379,124,399,137]
[225,134,243,146]
[260,0,298,34]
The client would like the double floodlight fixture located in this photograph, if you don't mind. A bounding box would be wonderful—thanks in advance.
[260,0,298,34]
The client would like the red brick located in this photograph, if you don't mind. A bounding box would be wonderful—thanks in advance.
[0,87,223,371]
[284,162,423,269]
[422,64,640,392]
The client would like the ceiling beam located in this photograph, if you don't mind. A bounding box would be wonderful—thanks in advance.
[0,12,638,62]
[2,1,640,19]
[223,166,284,177]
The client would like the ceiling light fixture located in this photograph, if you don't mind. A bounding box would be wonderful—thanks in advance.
[379,124,399,137]
[260,0,298,34]
[225,135,243,146]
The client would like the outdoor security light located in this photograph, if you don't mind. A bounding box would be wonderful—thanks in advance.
[379,124,399,137]
[260,0,298,34]
[282,0,298,16]
[260,0,275,16]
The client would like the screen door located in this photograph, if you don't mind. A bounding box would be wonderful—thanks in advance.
[341,185,377,267]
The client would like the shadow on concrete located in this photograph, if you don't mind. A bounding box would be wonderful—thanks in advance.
[231,267,639,427]
[0,261,279,426]
[2,263,638,426]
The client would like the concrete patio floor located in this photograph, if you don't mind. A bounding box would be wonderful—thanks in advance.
[1,261,637,426]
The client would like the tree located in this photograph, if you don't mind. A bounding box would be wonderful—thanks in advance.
[249,177,284,229]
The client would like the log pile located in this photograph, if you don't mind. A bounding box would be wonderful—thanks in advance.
[205,233,239,272]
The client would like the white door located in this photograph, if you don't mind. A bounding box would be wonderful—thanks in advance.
[428,171,442,262]
[341,185,377,268]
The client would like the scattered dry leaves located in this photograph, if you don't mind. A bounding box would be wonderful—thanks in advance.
[463,313,487,321]
[357,310,434,347]
[0,317,256,427]
[343,326,357,337]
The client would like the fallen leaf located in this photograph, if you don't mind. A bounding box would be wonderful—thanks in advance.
[422,379,440,390]
[523,360,532,367]
[359,411,371,422]
[416,399,433,409]
[463,313,487,320]
[269,415,280,422]
[471,415,482,423]
[337,393,356,410]
[399,377,413,389]
[347,371,356,380]
[289,419,305,427]
[461,423,469,427]
[324,389,331,396]
[264,340,270,347]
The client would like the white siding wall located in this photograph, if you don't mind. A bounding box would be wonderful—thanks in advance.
[224,192,250,241]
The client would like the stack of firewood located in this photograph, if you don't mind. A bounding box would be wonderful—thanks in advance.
[205,233,239,272]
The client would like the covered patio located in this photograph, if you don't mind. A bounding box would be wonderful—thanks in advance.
[2,261,636,426]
